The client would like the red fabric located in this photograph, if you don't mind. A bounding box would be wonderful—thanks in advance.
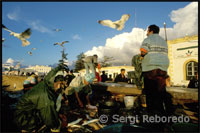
[98,63,101,69]
[95,72,101,82]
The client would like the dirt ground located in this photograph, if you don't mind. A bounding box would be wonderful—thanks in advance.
[2,75,27,91]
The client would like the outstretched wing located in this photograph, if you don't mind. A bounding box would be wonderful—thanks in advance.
[114,14,130,31]
[54,42,60,45]
[61,41,69,44]
[21,28,32,39]
[98,20,116,29]
[22,40,30,47]
[120,14,130,22]
[2,24,13,33]
[28,51,32,55]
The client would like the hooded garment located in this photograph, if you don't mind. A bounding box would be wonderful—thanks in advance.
[14,66,61,131]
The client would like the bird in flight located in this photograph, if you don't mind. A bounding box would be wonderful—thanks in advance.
[2,38,5,43]
[27,51,32,56]
[53,29,62,32]
[2,24,32,47]
[32,48,36,50]
[54,41,69,47]
[98,14,130,31]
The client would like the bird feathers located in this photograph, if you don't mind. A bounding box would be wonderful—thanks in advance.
[54,41,69,47]
[98,14,130,31]
[2,24,32,47]
[21,28,31,39]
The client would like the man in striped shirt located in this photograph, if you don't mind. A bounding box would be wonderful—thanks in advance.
[141,24,172,115]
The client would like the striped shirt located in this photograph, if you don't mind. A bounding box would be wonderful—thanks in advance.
[140,34,169,72]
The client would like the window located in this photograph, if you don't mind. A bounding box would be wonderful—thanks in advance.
[186,61,198,80]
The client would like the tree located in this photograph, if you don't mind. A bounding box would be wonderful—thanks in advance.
[100,56,115,67]
[58,48,69,72]
[74,52,85,72]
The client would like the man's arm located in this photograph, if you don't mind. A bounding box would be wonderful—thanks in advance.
[131,55,137,67]
[75,91,83,107]
[140,39,149,53]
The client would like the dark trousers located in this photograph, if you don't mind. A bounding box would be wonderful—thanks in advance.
[144,77,165,114]
[143,69,173,115]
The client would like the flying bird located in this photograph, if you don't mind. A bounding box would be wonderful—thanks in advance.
[2,24,32,47]
[2,38,5,43]
[53,29,62,32]
[54,41,69,47]
[27,51,32,56]
[32,48,36,50]
[98,14,130,31]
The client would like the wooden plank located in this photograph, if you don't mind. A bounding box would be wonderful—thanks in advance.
[92,83,198,101]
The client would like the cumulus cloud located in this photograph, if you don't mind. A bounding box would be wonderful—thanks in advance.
[160,2,198,40]
[7,7,20,21]
[28,20,53,34]
[6,58,15,65]
[72,34,81,40]
[85,2,198,66]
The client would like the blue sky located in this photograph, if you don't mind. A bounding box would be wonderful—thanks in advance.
[2,2,196,67]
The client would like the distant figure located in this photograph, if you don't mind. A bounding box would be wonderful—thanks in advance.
[14,83,16,89]
[101,71,108,82]
[114,69,128,83]
[95,71,101,82]
[94,64,101,82]
[23,72,37,93]
[188,76,198,88]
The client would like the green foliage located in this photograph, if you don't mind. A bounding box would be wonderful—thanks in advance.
[100,56,115,67]
[74,52,85,72]
[58,49,69,72]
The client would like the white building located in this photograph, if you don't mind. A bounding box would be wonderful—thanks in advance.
[2,63,14,71]
[26,65,52,75]
[167,35,198,86]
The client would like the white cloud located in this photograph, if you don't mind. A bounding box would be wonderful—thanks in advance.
[85,28,146,66]
[7,7,21,21]
[85,2,198,66]
[72,34,81,40]
[160,2,198,40]
[28,20,53,34]
[6,58,15,65]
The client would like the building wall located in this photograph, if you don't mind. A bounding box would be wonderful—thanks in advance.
[168,36,198,86]
[26,65,52,74]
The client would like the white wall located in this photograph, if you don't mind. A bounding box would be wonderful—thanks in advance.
[170,40,198,86]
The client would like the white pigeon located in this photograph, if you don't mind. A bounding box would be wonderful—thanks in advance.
[53,29,62,32]
[2,24,32,47]
[98,14,130,31]
[54,41,69,47]
[27,51,32,56]
[32,48,36,50]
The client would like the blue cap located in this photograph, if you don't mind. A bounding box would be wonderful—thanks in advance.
[84,73,95,83]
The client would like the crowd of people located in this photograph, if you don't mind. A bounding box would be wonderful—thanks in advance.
[13,24,198,132]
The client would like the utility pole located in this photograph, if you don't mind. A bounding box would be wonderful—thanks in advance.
[135,8,137,27]
[164,22,167,42]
